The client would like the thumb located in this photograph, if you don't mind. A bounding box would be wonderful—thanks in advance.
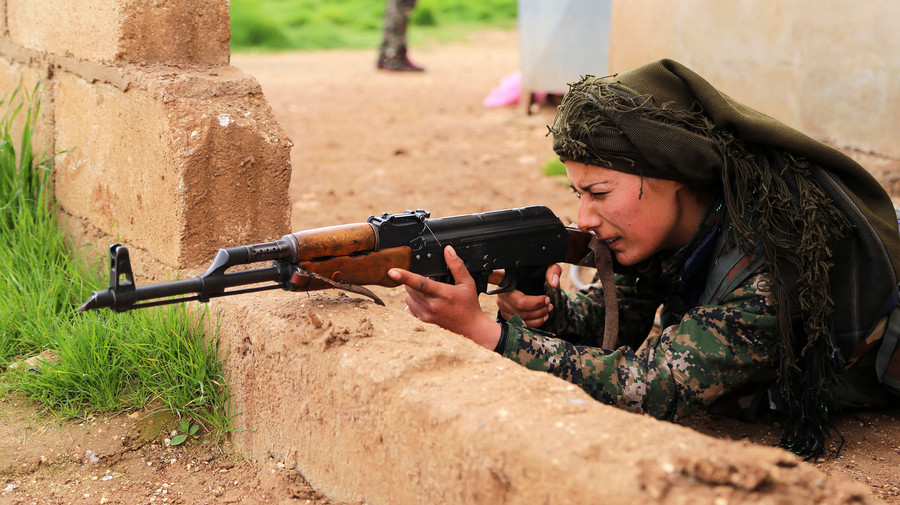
[444,245,475,288]
[546,263,562,289]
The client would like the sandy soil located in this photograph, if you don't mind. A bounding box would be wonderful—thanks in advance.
[2,30,898,505]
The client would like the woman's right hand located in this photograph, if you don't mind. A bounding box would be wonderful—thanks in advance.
[496,264,562,327]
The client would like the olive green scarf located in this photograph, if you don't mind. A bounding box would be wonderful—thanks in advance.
[550,59,900,458]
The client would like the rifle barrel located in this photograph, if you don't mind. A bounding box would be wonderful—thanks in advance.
[79,264,286,312]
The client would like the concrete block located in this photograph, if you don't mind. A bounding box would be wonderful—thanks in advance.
[119,0,230,66]
[211,291,876,505]
[53,66,291,271]
[7,0,229,66]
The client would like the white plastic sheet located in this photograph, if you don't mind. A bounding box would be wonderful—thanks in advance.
[518,0,612,102]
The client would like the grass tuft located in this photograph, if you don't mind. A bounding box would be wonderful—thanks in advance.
[0,83,232,438]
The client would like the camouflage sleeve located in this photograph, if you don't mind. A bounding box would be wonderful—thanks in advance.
[499,272,779,420]
[541,273,663,349]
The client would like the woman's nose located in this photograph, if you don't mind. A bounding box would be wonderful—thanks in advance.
[577,199,601,231]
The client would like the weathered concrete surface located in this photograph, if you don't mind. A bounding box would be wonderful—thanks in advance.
[211,290,880,505]
[7,0,229,66]
[0,2,7,45]
[609,0,900,176]
[53,66,292,270]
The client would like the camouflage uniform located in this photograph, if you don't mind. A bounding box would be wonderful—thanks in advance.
[378,0,422,71]
[531,60,900,456]
[497,201,780,420]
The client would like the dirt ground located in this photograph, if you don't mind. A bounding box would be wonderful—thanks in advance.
[2,30,899,505]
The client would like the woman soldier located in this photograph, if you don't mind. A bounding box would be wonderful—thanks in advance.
[387,59,900,458]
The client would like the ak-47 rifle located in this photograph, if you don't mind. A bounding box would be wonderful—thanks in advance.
[79,206,601,314]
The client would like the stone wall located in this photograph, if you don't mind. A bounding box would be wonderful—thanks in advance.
[0,0,291,273]
[609,0,900,194]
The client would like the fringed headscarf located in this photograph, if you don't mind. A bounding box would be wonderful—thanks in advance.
[550,59,900,459]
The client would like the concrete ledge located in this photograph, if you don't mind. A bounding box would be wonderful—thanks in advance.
[212,290,877,505]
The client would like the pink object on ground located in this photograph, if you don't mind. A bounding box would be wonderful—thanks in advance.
[483,71,548,108]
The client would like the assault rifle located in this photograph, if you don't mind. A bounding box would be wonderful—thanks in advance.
[78,206,598,313]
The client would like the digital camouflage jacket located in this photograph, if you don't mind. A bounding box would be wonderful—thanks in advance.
[496,202,782,420]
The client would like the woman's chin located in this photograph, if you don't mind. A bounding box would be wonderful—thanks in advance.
[612,250,647,267]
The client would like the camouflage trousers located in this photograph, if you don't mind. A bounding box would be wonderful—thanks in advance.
[500,271,779,421]
[380,0,417,62]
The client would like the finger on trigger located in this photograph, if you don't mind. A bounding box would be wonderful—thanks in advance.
[488,269,506,285]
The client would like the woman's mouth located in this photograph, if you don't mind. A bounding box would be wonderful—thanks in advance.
[601,237,620,248]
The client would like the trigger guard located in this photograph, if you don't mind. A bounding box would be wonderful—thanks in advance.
[486,271,516,295]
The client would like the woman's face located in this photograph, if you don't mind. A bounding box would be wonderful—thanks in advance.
[566,160,700,266]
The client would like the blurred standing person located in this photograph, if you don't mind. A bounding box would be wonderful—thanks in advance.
[377,0,425,71]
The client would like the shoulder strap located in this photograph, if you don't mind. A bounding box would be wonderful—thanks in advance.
[873,208,900,394]
[876,295,900,394]
[699,233,766,306]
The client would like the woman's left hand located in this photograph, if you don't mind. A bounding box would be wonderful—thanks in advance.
[388,245,501,350]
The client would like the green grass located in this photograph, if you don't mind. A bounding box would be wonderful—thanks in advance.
[0,83,232,438]
[229,0,518,52]
[541,157,566,177]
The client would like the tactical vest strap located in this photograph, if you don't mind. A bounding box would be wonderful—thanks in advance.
[875,295,900,395]
[699,234,765,307]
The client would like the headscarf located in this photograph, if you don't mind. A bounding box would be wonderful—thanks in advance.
[550,59,900,458]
